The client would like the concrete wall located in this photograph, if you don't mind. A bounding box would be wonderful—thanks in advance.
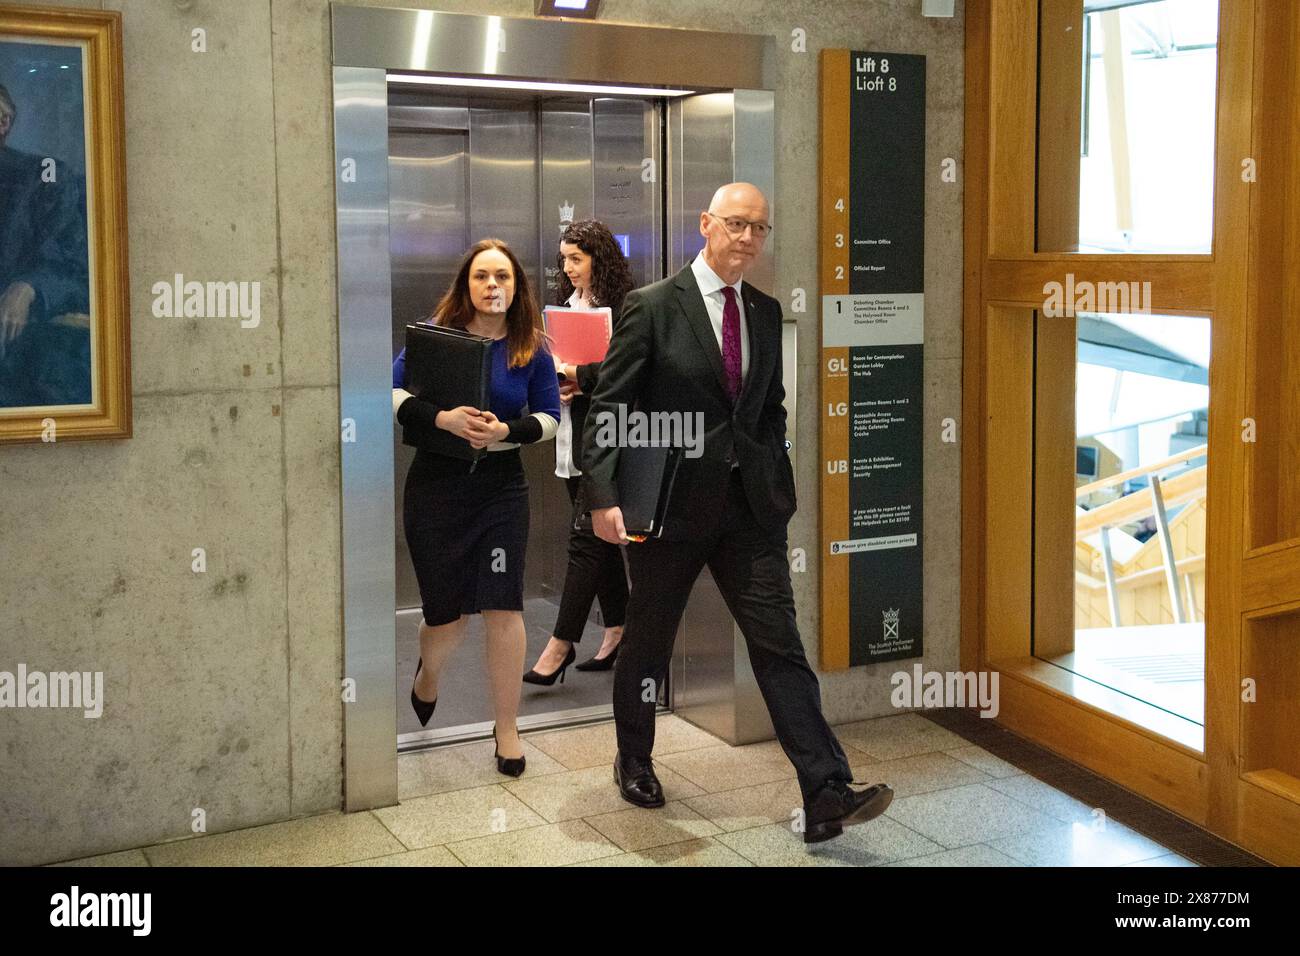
[0,0,962,865]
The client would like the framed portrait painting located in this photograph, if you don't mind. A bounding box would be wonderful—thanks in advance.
[0,5,129,443]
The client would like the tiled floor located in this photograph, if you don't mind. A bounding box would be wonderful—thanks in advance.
[53,712,1262,867]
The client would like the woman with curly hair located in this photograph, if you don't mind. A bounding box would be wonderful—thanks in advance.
[522,220,635,685]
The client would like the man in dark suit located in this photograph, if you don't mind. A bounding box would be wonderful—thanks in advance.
[581,182,893,843]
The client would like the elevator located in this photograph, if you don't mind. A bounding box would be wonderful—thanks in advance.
[388,90,663,740]
[331,5,788,810]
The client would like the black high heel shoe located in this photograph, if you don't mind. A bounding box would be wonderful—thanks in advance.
[521,642,576,686]
[492,725,526,777]
[410,657,437,728]
[574,642,620,672]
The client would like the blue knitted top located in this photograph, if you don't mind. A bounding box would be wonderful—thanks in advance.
[393,335,561,425]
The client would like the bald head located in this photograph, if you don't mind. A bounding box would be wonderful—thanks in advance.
[707,182,769,218]
[699,182,770,284]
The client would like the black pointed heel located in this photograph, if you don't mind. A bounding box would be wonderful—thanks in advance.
[522,643,576,686]
[574,642,620,671]
[492,725,526,777]
[410,657,437,728]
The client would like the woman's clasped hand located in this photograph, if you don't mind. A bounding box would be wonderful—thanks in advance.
[436,404,507,449]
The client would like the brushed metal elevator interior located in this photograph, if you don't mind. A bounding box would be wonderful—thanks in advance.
[388,88,664,744]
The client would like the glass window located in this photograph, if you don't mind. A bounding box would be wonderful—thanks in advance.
[1043,312,1209,736]
[1037,0,1219,253]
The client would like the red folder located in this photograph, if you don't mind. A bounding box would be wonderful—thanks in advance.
[543,306,613,365]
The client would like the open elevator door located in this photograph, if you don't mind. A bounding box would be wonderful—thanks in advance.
[387,88,665,746]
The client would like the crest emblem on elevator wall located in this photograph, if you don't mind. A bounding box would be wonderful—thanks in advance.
[559,201,575,223]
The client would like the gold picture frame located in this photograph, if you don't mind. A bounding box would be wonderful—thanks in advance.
[0,5,129,442]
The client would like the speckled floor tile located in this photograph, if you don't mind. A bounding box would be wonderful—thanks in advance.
[653,715,732,753]
[944,744,1025,779]
[525,714,721,771]
[446,819,621,867]
[372,784,546,849]
[832,713,971,760]
[502,763,704,822]
[884,844,1021,866]
[984,772,1108,825]
[524,721,620,771]
[683,778,807,832]
[143,812,405,867]
[989,819,1179,866]
[579,837,753,867]
[657,740,798,792]
[853,751,993,797]
[843,741,884,770]
[883,782,1063,849]
[584,800,722,851]
[397,738,568,800]
[340,845,463,866]
[716,815,942,867]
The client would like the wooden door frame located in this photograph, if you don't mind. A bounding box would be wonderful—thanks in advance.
[961,0,1300,864]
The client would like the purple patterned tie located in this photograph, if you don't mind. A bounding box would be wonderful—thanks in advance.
[720,286,742,402]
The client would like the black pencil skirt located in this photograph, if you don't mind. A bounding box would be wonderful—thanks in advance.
[403,447,529,627]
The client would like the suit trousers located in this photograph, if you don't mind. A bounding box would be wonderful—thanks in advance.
[613,467,853,802]
[551,476,629,642]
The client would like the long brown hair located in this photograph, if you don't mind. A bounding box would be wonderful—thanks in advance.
[430,238,544,368]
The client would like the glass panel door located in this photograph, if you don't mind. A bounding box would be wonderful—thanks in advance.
[1033,308,1209,747]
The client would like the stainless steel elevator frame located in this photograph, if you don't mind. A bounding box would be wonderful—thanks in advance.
[331,4,781,810]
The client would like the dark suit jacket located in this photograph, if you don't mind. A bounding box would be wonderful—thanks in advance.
[579,262,795,541]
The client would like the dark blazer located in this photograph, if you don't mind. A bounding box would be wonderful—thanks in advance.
[580,262,795,541]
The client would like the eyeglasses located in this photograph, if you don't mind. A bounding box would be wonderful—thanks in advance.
[705,212,773,239]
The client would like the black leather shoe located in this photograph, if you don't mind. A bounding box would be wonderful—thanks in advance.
[492,725,526,777]
[522,643,576,686]
[803,780,894,844]
[410,657,437,728]
[613,751,665,808]
[574,643,620,671]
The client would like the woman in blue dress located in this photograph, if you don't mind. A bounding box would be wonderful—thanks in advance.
[392,238,560,776]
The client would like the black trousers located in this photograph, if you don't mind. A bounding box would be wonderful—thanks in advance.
[613,467,853,803]
[551,476,629,642]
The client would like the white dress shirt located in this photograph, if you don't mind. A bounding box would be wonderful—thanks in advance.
[554,290,589,478]
[690,252,749,385]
